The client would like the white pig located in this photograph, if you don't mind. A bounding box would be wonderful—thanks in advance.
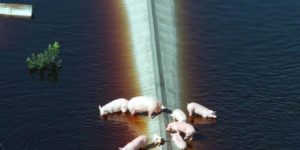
[170,109,187,122]
[152,134,163,145]
[166,122,195,141]
[187,102,217,118]
[128,96,166,119]
[119,135,148,150]
[98,98,128,117]
[171,132,187,150]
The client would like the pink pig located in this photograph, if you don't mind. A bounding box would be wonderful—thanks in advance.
[128,96,166,119]
[187,102,217,118]
[170,109,187,122]
[119,135,148,150]
[171,132,187,150]
[98,98,128,117]
[166,122,195,141]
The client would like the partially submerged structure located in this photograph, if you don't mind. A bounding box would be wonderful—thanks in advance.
[0,3,32,18]
[123,0,179,149]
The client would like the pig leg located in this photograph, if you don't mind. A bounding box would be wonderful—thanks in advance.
[184,134,193,141]
[184,135,189,140]
[130,109,136,116]
[188,108,193,117]
[121,108,127,113]
[186,136,193,141]
[148,110,153,119]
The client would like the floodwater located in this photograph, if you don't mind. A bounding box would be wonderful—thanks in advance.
[0,0,299,150]
[178,1,300,149]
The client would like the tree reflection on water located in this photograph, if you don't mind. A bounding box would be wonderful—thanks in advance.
[29,67,60,83]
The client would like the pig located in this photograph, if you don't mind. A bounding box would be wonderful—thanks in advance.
[170,109,187,122]
[119,135,148,150]
[187,102,217,118]
[171,132,187,150]
[166,122,195,141]
[152,134,163,145]
[98,98,128,117]
[128,96,166,119]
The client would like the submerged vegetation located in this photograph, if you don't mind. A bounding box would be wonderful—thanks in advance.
[26,42,62,70]
[26,42,62,82]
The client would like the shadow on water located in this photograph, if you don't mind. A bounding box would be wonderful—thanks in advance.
[99,112,148,136]
[100,112,170,149]
[29,68,60,83]
[188,116,216,125]
[145,140,166,150]
[101,112,162,121]
[162,108,172,114]
[103,111,165,119]
[145,143,157,149]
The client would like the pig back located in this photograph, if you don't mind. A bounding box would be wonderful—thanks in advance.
[128,96,159,111]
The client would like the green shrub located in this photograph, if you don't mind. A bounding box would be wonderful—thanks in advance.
[26,42,62,70]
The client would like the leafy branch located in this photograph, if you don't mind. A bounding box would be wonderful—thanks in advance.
[26,42,62,70]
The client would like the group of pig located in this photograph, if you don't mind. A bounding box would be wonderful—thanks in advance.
[98,96,217,150]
